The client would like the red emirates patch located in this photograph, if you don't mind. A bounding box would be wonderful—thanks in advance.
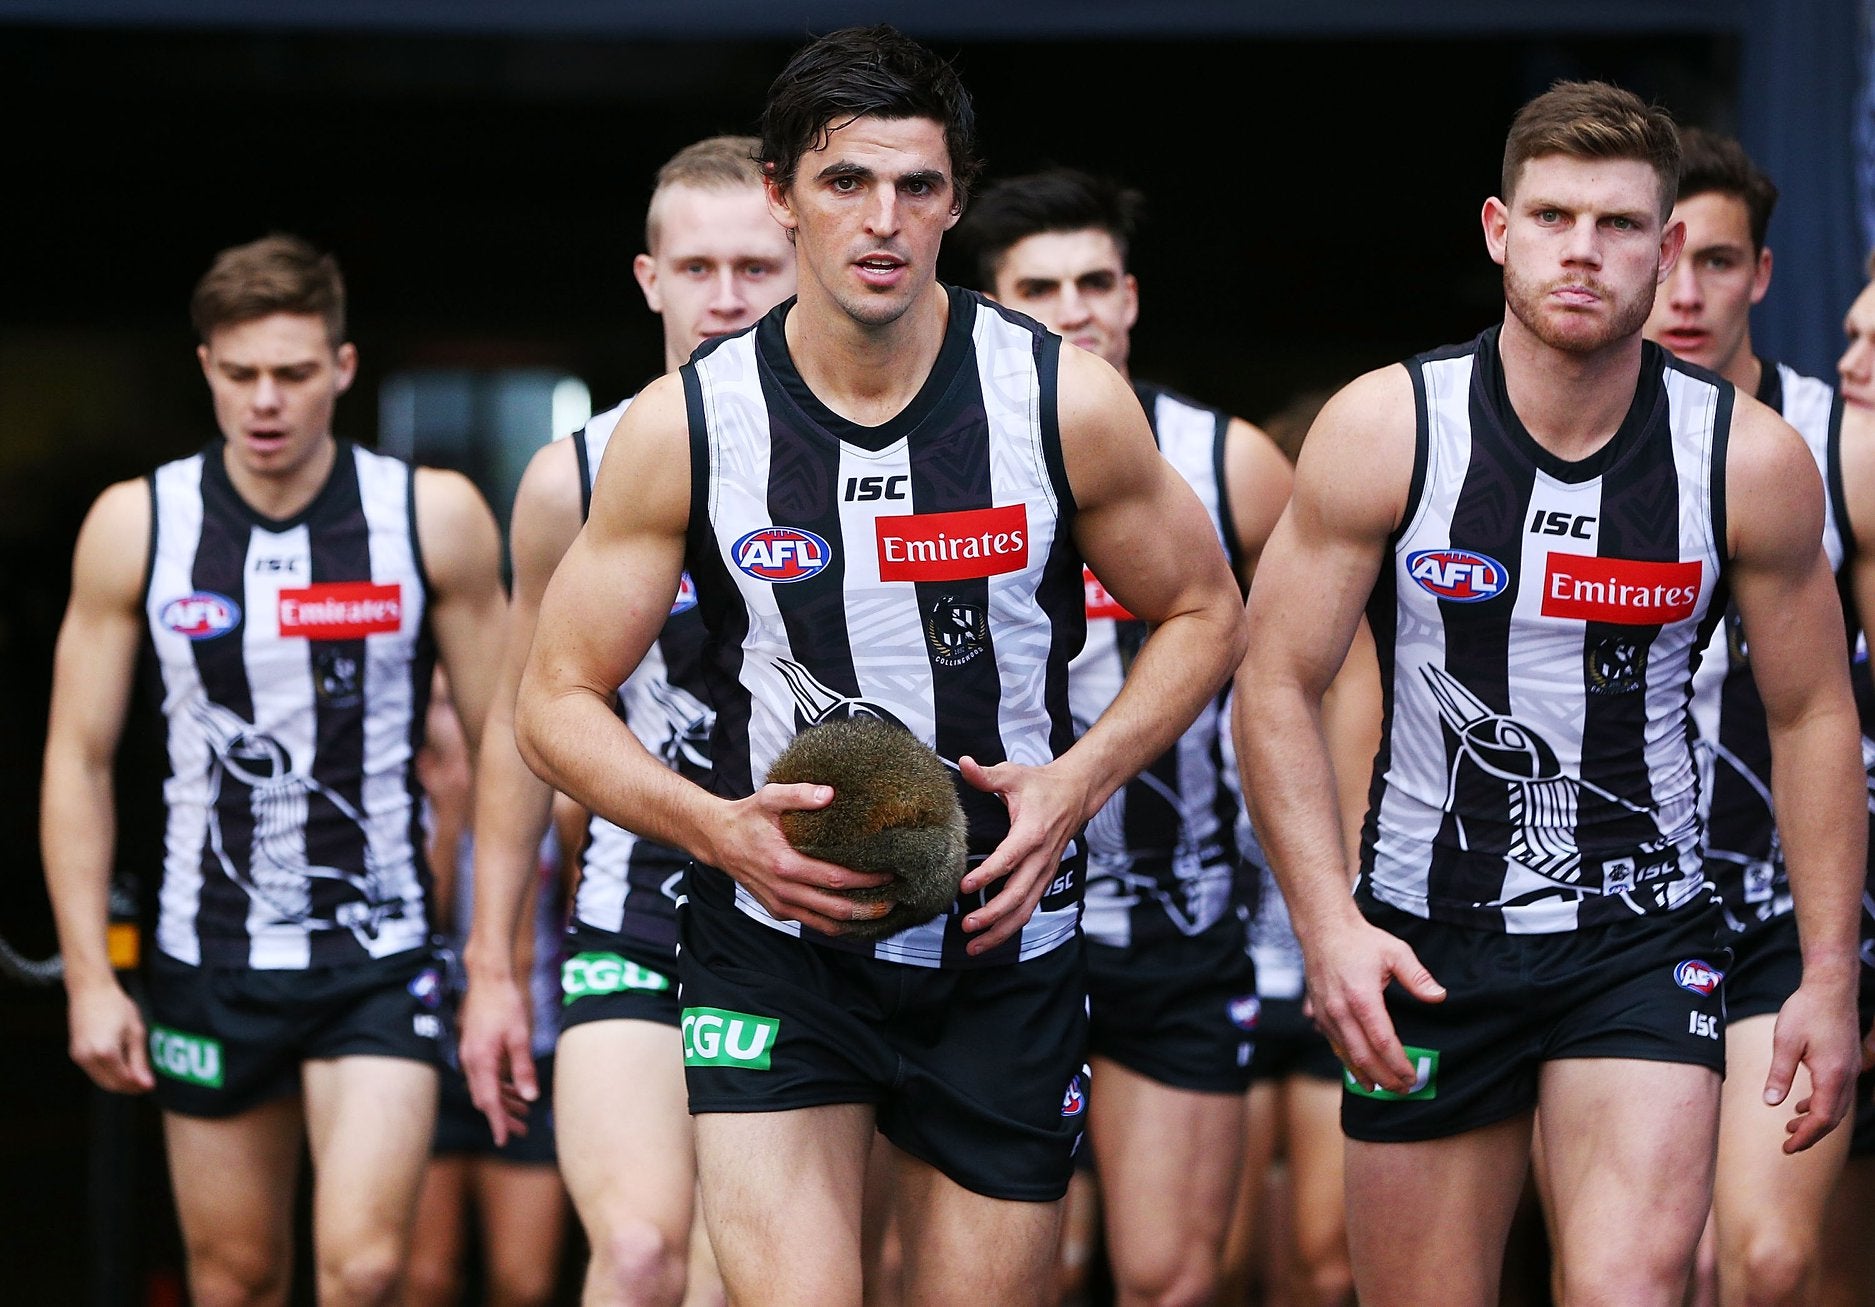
[1539,555,1700,625]
[278,582,404,639]
[1083,567,1135,620]
[876,504,1028,582]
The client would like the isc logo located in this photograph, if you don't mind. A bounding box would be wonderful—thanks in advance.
[1674,959,1723,996]
[1407,549,1508,603]
[733,527,832,584]
[160,591,242,640]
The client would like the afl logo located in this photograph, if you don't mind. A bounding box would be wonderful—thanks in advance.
[1228,995,1261,1032]
[1673,959,1723,996]
[1060,1073,1087,1118]
[1408,549,1508,603]
[670,572,699,615]
[733,527,832,584]
[160,592,242,640]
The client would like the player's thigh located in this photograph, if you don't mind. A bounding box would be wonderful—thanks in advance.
[694,1101,875,1307]
[1282,1074,1350,1274]
[1344,1111,1532,1307]
[1712,1014,1851,1266]
[556,1017,697,1241]
[1538,1056,1720,1293]
[893,1146,1062,1307]
[470,1158,569,1302]
[302,1053,439,1252]
[405,1156,469,1306]
[163,1096,305,1268]
[1089,1055,1245,1276]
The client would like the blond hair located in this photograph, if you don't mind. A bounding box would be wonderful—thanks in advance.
[645,135,765,252]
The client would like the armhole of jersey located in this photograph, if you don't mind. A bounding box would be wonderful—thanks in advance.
[1710,379,1735,566]
[139,473,160,608]
[573,426,595,525]
[1828,389,1856,559]
[407,462,436,596]
[1211,411,1248,595]
[1397,358,1432,548]
[681,363,711,561]
[1036,330,1073,515]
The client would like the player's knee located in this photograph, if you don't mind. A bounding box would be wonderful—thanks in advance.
[1734,1229,1817,1307]
[485,1256,559,1307]
[1112,1250,1222,1307]
[590,1218,685,1307]
[316,1239,404,1307]
[185,1236,290,1307]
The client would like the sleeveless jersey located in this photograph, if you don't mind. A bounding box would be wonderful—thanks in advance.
[1363,327,1729,934]
[1687,362,1845,936]
[1074,383,1247,948]
[681,286,1086,968]
[1852,643,1875,986]
[565,399,711,956]
[144,441,434,969]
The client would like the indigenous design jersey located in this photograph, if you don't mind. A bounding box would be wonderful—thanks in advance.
[682,285,1086,968]
[1073,383,1246,948]
[567,400,710,955]
[1687,362,1844,935]
[144,441,434,968]
[1362,327,1729,933]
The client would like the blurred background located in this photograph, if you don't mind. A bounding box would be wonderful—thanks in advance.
[2,1,1869,1301]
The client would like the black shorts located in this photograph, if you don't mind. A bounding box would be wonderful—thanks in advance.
[678,903,1090,1202]
[1249,997,1344,1084]
[558,923,680,1032]
[145,946,445,1118]
[433,1055,558,1165]
[1085,915,1258,1093]
[1722,913,1801,1022]
[1342,900,1729,1144]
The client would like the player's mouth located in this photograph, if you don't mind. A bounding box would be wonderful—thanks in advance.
[854,253,907,288]
[1656,326,1709,353]
[1550,285,1601,307]
[244,428,290,452]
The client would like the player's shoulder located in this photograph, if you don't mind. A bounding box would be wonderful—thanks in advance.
[71,477,153,602]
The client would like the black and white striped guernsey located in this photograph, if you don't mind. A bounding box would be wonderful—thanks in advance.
[1073,383,1247,948]
[1688,361,1846,936]
[567,399,710,956]
[1362,327,1730,934]
[144,441,434,969]
[680,286,1086,968]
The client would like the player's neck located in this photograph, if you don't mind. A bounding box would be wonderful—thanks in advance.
[220,435,338,521]
[1719,344,1762,397]
[786,279,950,428]
[1498,313,1646,462]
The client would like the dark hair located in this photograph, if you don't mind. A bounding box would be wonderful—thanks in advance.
[759,25,982,211]
[1675,127,1778,253]
[190,233,346,346]
[953,168,1145,291]
[1503,80,1681,220]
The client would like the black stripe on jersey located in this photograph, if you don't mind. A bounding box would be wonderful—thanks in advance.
[304,451,374,963]
[1025,326,1084,771]
[574,425,595,524]
[1424,342,1537,916]
[682,361,756,804]
[1755,356,1784,410]
[1210,413,1247,590]
[1709,378,1735,588]
[1574,364,1683,891]
[192,454,263,960]
[1826,391,1862,658]
[403,464,439,933]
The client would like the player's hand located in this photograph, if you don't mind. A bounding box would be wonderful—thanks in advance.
[67,979,155,1095]
[1303,915,1445,1096]
[459,969,538,1146]
[1764,978,1859,1153]
[708,784,895,937]
[956,755,1090,956]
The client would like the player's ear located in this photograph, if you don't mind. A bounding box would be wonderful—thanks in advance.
[1482,197,1510,266]
[633,253,662,313]
[333,343,358,395]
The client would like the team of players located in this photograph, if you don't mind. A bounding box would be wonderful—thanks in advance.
[37,22,1875,1307]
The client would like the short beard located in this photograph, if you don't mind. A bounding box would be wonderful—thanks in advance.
[1503,262,1656,355]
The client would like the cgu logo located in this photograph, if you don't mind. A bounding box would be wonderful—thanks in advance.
[733,527,832,584]
[681,1006,780,1069]
[1406,549,1508,603]
[1674,959,1723,996]
[160,592,242,640]
[150,1026,225,1088]
[670,572,699,616]
[562,953,671,1001]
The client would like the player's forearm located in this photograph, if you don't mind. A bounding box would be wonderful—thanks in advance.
[516,682,723,867]
[40,749,122,992]
[1770,706,1868,988]
[1058,596,1246,818]
[463,710,558,982]
[1235,671,1367,942]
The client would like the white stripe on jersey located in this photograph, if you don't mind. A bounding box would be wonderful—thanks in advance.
[151,457,211,966]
